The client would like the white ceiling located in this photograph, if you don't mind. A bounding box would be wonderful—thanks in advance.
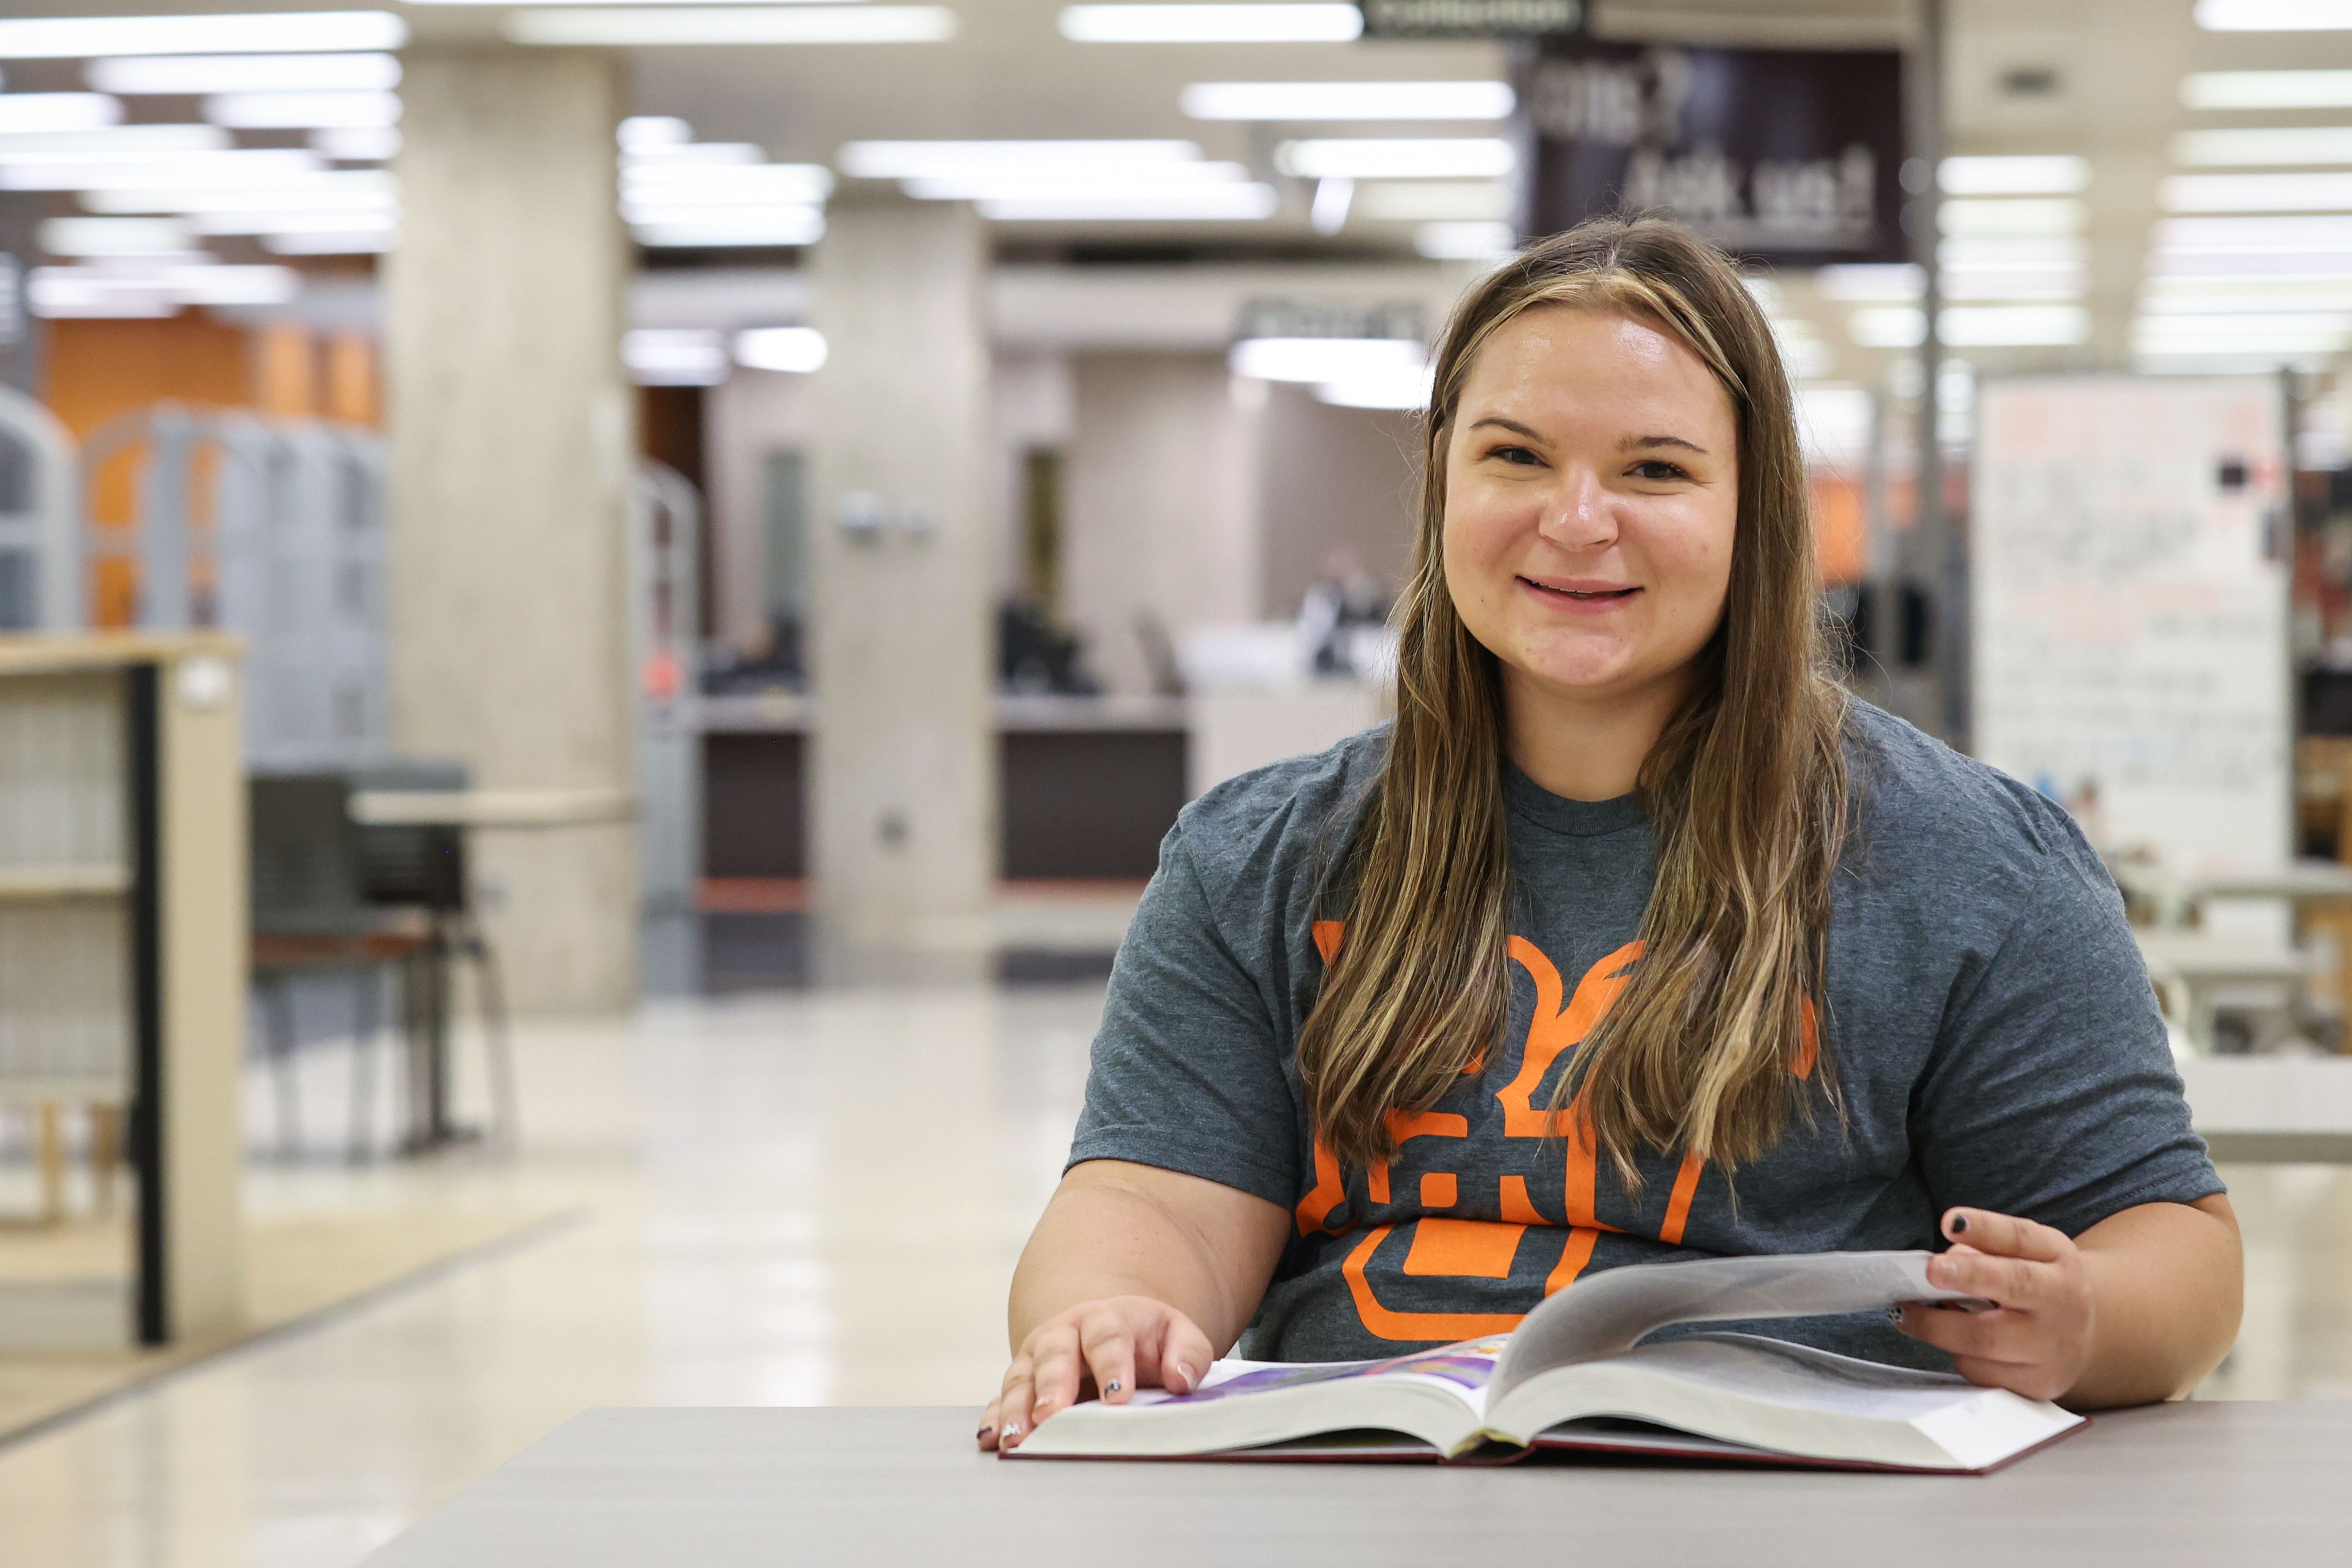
[7,1,2352,378]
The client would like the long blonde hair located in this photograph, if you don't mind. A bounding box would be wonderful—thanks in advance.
[1297,215,1849,1180]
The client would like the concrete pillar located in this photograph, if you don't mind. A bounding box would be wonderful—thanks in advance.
[807,199,995,960]
[385,49,638,1013]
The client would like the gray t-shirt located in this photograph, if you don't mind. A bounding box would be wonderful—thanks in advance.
[1068,701,2223,1368]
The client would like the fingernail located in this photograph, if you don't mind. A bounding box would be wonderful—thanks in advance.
[976,1426,993,1442]
[1002,1422,1021,1440]
[1885,1305,1905,1325]
[1105,1380,1123,1395]
[1950,1214,1968,1234]
[1173,1364,1195,1392]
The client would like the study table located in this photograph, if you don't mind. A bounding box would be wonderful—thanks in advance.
[362,1401,2350,1567]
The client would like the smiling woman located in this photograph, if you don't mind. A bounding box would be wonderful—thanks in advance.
[982,216,2242,1455]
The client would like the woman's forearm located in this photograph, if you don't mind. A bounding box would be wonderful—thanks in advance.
[1008,1161,1286,1353]
[2067,1194,2242,1408]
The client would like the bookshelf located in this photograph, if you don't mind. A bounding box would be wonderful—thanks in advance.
[0,633,246,1345]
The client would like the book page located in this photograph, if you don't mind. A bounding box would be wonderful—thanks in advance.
[1123,1340,1507,1413]
[1489,1250,1969,1406]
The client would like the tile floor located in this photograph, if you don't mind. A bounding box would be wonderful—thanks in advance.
[0,976,2346,1568]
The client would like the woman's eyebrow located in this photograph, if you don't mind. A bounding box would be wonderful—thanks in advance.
[1621,433,1709,456]
[1469,416,1547,442]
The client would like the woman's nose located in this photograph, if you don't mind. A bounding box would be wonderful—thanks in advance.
[1537,469,1618,551]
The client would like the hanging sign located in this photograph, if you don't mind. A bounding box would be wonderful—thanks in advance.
[1355,0,1585,37]
[1518,40,1906,265]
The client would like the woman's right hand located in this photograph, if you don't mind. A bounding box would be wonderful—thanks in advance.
[979,1294,1217,1452]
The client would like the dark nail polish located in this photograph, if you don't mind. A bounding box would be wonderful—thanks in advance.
[1950,1214,1968,1234]
[976,1427,993,1441]
[1885,1305,1904,1325]
[1106,1380,1123,1394]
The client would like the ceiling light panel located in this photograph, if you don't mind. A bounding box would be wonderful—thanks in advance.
[508,7,957,45]
[2184,70,2352,108]
[1937,198,2087,235]
[89,53,401,95]
[838,140,1204,178]
[191,207,396,236]
[2174,127,2352,165]
[735,326,827,372]
[37,216,195,257]
[82,171,393,214]
[633,215,827,246]
[0,126,228,160]
[0,95,124,136]
[1181,80,1513,120]
[0,12,406,59]
[1939,155,2089,195]
[1060,4,1364,42]
[205,92,401,131]
[2154,214,2352,248]
[264,230,394,255]
[1275,138,1513,179]
[975,187,1280,220]
[625,329,728,386]
[902,162,1254,199]
[314,126,401,162]
[2196,1,2352,28]
[2162,172,2352,209]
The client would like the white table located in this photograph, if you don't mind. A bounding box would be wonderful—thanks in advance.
[361,1403,2352,1567]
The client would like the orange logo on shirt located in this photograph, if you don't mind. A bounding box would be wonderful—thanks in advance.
[1295,924,1801,1343]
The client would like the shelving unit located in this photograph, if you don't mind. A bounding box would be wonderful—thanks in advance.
[0,633,246,1346]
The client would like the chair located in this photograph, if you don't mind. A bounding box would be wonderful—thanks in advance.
[249,772,431,1161]
[349,761,519,1155]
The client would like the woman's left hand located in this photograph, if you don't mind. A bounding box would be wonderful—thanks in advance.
[1891,1207,2095,1403]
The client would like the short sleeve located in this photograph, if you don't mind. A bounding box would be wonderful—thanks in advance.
[1912,832,2223,1236]
[1065,826,1302,1208]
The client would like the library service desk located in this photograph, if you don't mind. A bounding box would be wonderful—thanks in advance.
[364,1401,2351,1568]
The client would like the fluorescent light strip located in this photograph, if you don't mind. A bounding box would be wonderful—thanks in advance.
[37,216,194,257]
[625,329,728,386]
[625,143,764,167]
[0,94,123,136]
[190,208,396,236]
[622,202,826,226]
[632,217,827,246]
[838,140,1203,178]
[508,7,958,45]
[1939,155,2089,195]
[900,164,1255,200]
[1316,361,1435,409]
[2196,1,2352,29]
[1181,80,1512,120]
[1060,4,1363,42]
[735,326,827,372]
[625,166,834,200]
[314,127,401,162]
[206,91,401,131]
[2184,70,2352,108]
[83,173,394,215]
[89,53,401,94]
[0,12,405,59]
[2139,289,2352,312]
[1848,306,2090,348]
[2173,126,2352,165]
[1937,198,2086,235]
[620,116,692,150]
[1229,336,1424,382]
[0,126,228,159]
[2154,214,2352,247]
[264,231,394,255]
[975,188,1279,220]
[1,149,323,192]
[2133,311,2352,333]
[1275,138,1512,179]
[2162,172,2352,210]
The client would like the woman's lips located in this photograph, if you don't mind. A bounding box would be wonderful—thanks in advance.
[1517,575,1640,614]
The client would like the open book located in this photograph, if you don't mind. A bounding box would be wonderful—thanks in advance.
[1008,1251,2084,1473]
